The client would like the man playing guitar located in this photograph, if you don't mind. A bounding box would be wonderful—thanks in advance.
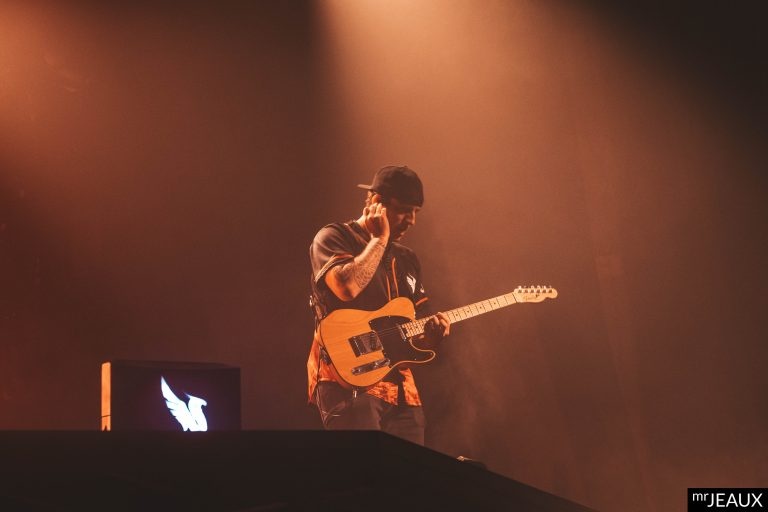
[307,165,450,445]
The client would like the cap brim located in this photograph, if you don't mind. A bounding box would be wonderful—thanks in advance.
[356,184,374,190]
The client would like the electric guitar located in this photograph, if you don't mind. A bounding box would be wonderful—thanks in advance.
[318,286,558,389]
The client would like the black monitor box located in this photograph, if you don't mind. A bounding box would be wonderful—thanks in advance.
[101,360,241,431]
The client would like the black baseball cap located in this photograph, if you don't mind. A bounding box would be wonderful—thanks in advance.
[357,165,424,207]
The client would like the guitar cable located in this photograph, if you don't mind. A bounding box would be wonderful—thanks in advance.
[315,346,360,425]
[309,281,359,426]
[315,380,358,425]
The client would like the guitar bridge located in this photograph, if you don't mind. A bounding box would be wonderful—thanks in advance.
[349,332,383,357]
[351,358,391,375]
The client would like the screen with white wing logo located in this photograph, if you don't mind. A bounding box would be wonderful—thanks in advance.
[101,360,241,431]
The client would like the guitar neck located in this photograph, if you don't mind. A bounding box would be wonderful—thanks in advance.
[401,292,519,338]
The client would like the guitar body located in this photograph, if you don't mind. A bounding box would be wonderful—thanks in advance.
[318,297,436,389]
[316,286,558,389]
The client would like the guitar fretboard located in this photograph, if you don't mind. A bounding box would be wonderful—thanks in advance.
[401,293,518,338]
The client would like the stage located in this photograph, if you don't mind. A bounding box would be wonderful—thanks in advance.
[0,430,594,511]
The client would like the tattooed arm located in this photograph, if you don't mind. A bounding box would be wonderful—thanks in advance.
[325,197,390,301]
[325,236,387,301]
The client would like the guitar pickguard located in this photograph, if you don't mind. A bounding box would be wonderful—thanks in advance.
[368,315,432,364]
[348,315,428,379]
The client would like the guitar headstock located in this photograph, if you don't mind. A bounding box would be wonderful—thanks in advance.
[512,286,558,303]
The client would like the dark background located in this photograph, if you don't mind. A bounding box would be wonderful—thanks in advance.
[1,1,766,511]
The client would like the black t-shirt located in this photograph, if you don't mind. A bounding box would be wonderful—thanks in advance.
[310,221,431,319]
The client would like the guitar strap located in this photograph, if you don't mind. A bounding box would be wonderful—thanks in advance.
[308,276,330,366]
[308,278,325,326]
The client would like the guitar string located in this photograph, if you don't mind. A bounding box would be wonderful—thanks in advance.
[324,290,552,344]
[335,294,519,342]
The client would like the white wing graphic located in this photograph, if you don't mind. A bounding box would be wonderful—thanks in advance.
[160,377,208,432]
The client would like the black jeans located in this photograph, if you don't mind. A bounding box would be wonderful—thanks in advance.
[315,381,426,445]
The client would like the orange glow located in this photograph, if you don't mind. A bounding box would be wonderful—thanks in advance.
[100,362,111,431]
[312,2,767,511]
